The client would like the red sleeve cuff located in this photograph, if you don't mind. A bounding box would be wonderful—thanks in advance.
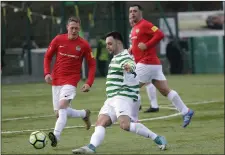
[86,81,93,87]
[44,73,50,77]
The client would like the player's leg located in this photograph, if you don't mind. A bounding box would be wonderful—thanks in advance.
[66,107,91,130]
[60,84,91,129]
[115,97,167,150]
[49,86,61,147]
[151,65,194,128]
[49,85,76,147]
[136,63,159,113]
[72,114,112,154]
[144,82,159,113]
[72,99,115,154]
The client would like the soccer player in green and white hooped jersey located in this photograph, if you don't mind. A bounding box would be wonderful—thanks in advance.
[106,49,139,101]
[72,31,167,154]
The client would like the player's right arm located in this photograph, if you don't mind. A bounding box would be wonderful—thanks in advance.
[44,36,59,84]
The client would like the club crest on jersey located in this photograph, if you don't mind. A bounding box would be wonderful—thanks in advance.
[135,29,140,33]
[76,45,81,52]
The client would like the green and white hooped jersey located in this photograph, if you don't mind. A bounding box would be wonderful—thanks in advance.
[106,50,139,101]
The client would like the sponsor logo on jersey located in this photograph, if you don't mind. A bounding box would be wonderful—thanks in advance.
[135,29,140,33]
[59,52,79,59]
[76,45,81,52]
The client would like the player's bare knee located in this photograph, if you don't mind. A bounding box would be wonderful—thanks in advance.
[59,99,70,109]
[158,87,170,96]
[96,114,112,127]
[118,116,130,131]
[119,120,130,131]
[95,120,106,127]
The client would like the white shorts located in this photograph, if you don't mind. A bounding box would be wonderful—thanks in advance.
[135,63,166,83]
[52,84,76,111]
[98,96,140,124]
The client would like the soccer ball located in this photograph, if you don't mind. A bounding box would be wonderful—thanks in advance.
[29,131,48,149]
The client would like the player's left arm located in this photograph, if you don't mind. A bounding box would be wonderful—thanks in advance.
[145,22,164,49]
[83,42,97,87]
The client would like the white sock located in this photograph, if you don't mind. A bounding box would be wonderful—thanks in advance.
[167,90,189,115]
[146,83,158,108]
[129,122,158,140]
[90,126,106,147]
[54,109,67,141]
[66,107,86,118]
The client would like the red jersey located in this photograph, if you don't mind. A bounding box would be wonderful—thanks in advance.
[44,34,96,87]
[130,19,164,64]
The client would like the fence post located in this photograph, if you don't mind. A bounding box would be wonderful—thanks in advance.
[113,2,128,48]
[26,5,32,75]
[60,2,66,33]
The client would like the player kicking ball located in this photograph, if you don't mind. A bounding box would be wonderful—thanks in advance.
[72,31,167,154]
[44,16,96,147]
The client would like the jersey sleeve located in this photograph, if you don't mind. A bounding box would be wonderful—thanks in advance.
[119,54,136,73]
[83,42,96,87]
[43,35,58,76]
[144,21,164,49]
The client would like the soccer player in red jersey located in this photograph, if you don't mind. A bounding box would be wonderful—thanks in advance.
[129,15,159,113]
[44,17,96,147]
[129,5,194,128]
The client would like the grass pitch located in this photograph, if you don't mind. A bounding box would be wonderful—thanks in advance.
[1,74,224,154]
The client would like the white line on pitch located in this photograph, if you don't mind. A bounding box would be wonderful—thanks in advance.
[2,106,176,122]
[1,112,181,134]
[1,100,222,134]
[2,100,222,122]
[2,114,55,121]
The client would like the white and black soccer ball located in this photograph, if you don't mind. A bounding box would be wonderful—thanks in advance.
[29,131,48,149]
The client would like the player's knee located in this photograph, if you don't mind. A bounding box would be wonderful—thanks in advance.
[95,120,109,128]
[159,88,170,96]
[95,115,111,127]
[59,99,70,109]
[119,120,130,131]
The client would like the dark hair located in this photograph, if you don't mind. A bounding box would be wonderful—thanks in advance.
[67,16,81,25]
[105,31,124,43]
[129,4,143,11]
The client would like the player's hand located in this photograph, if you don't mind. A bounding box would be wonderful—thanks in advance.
[44,74,52,84]
[81,84,90,92]
[138,42,147,51]
[123,63,132,72]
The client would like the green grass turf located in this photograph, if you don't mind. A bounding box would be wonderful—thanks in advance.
[1,74,224,154]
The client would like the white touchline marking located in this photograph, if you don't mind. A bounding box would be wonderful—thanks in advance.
[1,100,223,134]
